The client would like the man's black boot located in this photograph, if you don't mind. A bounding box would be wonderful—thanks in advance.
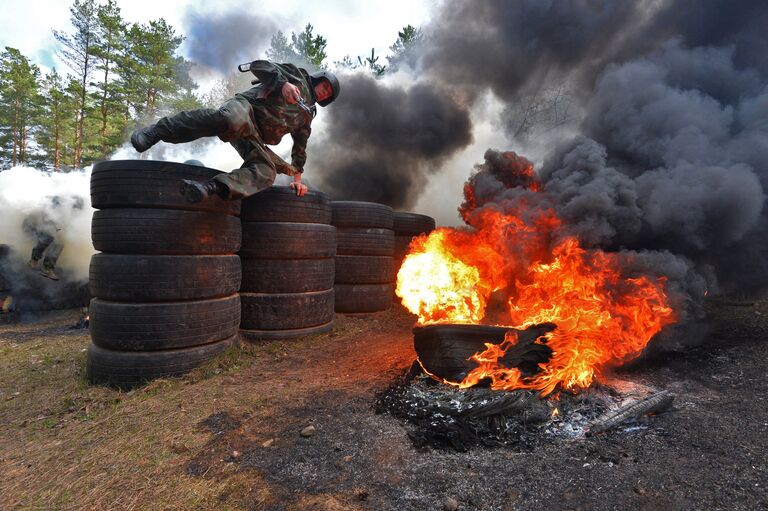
[130,124,160,152]
[180,179,228,203]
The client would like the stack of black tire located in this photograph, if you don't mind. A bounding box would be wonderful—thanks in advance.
[393,212,436,289]
[86,161,242,389]
[238,187,336,342]
[332,201,395,313]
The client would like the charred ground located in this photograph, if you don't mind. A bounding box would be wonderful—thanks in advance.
[0,302,766,510]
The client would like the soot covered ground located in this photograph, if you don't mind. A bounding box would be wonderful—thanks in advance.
[188,303,767,510]
[1,302,766,510]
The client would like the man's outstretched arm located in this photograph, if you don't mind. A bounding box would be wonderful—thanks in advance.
[289,124,311,196]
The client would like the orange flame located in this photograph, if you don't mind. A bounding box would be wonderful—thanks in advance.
[396,189,677,395]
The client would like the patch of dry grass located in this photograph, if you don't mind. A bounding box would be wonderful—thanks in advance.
[0,308,415,510]
[0,312,284,510]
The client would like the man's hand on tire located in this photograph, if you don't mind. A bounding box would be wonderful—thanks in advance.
[290,175,308,197]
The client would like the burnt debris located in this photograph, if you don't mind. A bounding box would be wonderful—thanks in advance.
[376,367,674,451]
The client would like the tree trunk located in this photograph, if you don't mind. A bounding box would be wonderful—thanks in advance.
[54,104,61,170]
[12,97,19,167]
[99,44,111,157]
[75,41,91,167]
[20,125,26,163]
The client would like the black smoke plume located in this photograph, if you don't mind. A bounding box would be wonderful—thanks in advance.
[432,0,768,346]
[312,74,473,208]
[179,0,768,302]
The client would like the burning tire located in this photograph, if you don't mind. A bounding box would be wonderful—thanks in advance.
[413,323,556,382]
[90,160,240,216]
[89,254,241,302]
[393,212,435,236]
[335,255,394,284]
[240,222,337,259]
[89,294,240,351]
[240,321,333,342]
[86,334,239,390]
[336,228,395,256]
[241,186,332,224]
[92,209,241,255]
[239,289,334,330]
[334,283,393,313]
[241,258,334,293]
[331,201,394,229]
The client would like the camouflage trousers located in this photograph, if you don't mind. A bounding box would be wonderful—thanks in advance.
[22,221,62,270]
[154,97,297,199]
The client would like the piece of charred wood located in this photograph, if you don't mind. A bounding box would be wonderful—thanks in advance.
[413,323,556,383]
[586,390,674,436]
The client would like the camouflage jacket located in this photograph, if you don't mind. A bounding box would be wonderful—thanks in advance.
[238,61,316,172]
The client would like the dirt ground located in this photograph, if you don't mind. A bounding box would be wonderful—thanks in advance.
[0,301,766,511]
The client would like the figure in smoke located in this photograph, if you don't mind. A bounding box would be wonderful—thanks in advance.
[22,196,84,281]
[130,60,340,203]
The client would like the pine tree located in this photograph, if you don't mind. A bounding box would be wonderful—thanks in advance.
[53,0,98,167]
[0,47,42,167]
[333,55,357,71]
[265,31,298,63]
[388,24,423,72]
[120,19,184,122]
[166,57,202,112]
[358,49,386,77]
[37,69,69,169]
[291,24,327,69]
[91,0,126,157]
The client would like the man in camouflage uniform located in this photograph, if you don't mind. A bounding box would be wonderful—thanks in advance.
[23,195,85,281]
[130,60,340,202]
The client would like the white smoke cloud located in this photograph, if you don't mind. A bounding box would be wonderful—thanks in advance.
[0,166,94,283]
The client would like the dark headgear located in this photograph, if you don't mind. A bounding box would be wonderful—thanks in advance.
[309,70,340,107]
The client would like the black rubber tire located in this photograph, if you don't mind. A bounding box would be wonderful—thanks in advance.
[336,228,394,256]
[89,294,240,351]
[394,235,415,261]
[89,254,241,302]
[334,255,394,284]
[392,256,405,283]
[241,186,332,224]
[393,212,436,236]
[331,201,394,229]
[0,244,9,258]
[240,321,333,342]
[92,209,241,255]
[334,283,393,313]
[240,222,336,259]
[87,334,239,390]
[413,323,556,382]
[240,289,334,330]
[90,160,240,216]
[241,258,334,293]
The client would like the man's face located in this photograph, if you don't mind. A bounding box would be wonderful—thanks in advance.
[314,79,333,102]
